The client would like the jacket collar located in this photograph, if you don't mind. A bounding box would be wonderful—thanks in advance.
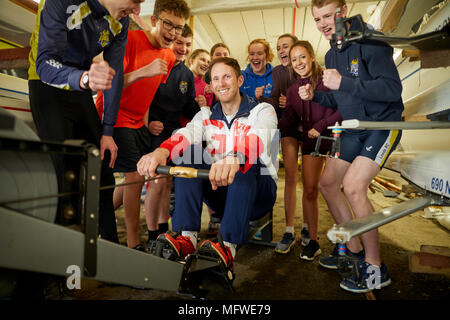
[210,92,258,121]
[243,63,273,77]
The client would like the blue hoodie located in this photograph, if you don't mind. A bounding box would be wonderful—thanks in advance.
[241,63,273,100]
[313,19,404,122]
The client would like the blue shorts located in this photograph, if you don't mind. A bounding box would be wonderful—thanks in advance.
[340,129,402,168]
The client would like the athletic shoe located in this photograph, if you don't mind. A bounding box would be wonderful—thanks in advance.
[300,227,310,246]
[156,233,195,258]
[300,240,321,261]
[340,261,392,293]
[274,232,296,254]
[199,240,234,270]
[319,243,341,269]
[319,244,365,269]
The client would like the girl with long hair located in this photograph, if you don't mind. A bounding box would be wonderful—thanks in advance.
[277,40,342,260]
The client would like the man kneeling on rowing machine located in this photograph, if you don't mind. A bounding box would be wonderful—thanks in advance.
[137,57,278,273]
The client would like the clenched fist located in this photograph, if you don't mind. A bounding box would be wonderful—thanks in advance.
[308,128,320,139]
[323,69,342,90]
[82,61,116,91]
[254,86,265,99]
[124,58,169,88]
[195,95,207,107]
[142,58,168,78]
[298,84,314,101]
[137,148,170,180]
[209,156,240,191]
[148,121,164,136]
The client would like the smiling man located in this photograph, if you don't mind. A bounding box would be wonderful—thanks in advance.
[95,0,190,250]
[137,57,278,274]
[29,0,144,242]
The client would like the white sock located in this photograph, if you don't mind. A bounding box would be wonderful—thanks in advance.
[181,231,198,248]
[302,223,309,231]
[286,226,295,235]
[223,241,237,258]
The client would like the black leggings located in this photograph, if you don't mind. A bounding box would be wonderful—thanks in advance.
[28,80,118,243]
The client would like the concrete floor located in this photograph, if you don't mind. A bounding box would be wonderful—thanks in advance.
[63,167,450,301]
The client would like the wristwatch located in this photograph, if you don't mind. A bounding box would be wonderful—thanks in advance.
[81,72,90,90]
[226,150,246,165]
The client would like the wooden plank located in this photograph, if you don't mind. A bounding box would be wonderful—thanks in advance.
[9,0,37,14]
[376,175,395,182]
[402,50,420,58]
[409,251,450,275]
[374,176,402,193]
[0,47,30,61]
[0,59,29,69]
[421,50,450,69]
[420,245,450,257]
[381,0,408,33]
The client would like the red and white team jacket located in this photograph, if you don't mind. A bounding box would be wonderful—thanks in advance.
[160,93,279,181]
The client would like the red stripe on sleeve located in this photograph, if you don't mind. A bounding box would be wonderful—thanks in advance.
[159,133,191,160]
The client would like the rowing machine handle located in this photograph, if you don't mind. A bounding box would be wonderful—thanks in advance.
[156,165,210,180]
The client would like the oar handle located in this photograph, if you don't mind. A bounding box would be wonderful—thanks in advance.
[156,165,209,180]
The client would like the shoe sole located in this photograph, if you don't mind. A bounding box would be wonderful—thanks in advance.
[319,260,338,269]
[274,239,296,254]
[200,240,231,267]
[339,278,392,293]
[300,248,322,261]
[318,257,362,269]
